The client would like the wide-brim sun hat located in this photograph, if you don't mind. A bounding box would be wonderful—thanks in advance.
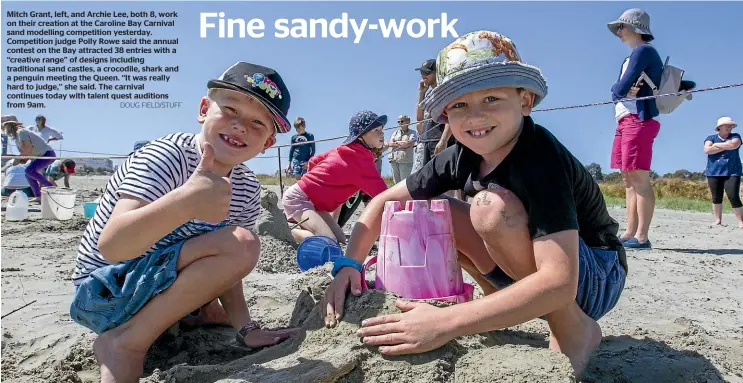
[421,30,548,125]
[207,61,292,133]
[715,116,737,131]
[608,8,654,41]
[1,115,23,128]
[342,110,387,145]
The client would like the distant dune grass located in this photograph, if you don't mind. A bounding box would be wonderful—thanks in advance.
[256,174,731,213]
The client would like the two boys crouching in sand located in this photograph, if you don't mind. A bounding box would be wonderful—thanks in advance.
[70,30,626,382]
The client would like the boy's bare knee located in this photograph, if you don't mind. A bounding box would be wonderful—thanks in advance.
[222,226,260,274]
[470,188,527,234]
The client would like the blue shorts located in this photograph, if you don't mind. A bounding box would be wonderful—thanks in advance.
[482,237,626,321]
[291,159,308,176]
[69,241,184,334]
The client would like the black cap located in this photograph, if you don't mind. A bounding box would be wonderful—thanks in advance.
[207,62,292,133]
[414,59,436,74]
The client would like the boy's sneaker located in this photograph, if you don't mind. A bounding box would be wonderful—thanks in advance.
[623,238,652,249]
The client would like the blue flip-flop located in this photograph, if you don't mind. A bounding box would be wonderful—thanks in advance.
[622,237,652,249]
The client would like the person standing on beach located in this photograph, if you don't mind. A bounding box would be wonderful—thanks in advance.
[28,114,64,143]
[2,115,56,202]
[387,114,417,184]
[286,117,315,180]
[1,124,8,166]
[607,8,664,249]
[413,59,455,173]
[703,117,742,228]
[413,59,462,199]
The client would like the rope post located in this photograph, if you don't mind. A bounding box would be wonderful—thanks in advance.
[277,147,284,196]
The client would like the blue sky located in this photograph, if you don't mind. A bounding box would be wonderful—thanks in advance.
[2,1,742,177]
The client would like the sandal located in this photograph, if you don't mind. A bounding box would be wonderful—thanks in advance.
[235,320,262,347]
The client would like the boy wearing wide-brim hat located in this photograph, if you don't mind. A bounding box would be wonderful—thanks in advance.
[322,30,627,380]
[69,61,300,382]
[281,110,389,246]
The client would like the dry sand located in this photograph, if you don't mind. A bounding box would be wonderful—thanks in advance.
[1,175,742,383]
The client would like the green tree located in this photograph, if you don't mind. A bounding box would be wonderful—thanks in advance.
[584,163,604,182]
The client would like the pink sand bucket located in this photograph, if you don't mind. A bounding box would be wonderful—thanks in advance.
[362,199,474,303]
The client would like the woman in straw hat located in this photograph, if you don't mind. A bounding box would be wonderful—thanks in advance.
[1,115,56,202]
[703,117,742,227]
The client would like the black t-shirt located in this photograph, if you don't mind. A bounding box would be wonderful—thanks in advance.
[406,116,627,273]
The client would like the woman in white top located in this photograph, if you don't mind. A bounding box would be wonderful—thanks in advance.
[3,120,56,201]
[29,115,63,143]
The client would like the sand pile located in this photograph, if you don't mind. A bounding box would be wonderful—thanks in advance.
[254,235,301,274]
[255,187,295,246]
[141,271,575,383]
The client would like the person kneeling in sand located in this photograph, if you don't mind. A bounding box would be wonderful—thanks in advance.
[69,62,298,383]
[320,31,627,379]
[281,110,389,245]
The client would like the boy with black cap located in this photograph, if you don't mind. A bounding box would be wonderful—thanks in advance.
[322,31,627,379]
[413,58,456,173]
[70,62,298,383]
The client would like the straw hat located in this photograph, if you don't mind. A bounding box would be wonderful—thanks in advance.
[715,116,737,131]
[1,115,23,128]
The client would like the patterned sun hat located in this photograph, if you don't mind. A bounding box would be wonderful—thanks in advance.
[421,30,548,124]
[342,110,387,145]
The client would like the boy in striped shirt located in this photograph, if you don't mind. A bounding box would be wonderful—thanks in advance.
[70,62,297,383]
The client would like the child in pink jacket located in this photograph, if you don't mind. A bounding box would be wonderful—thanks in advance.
[282,110,388,244]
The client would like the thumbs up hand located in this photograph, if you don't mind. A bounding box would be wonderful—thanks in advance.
[183,141,232,223]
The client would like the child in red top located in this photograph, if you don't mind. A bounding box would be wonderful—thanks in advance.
[282,110,388,244]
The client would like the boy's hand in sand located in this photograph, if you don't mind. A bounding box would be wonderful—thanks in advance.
[357,299,454,355]
[322,267,363,328]
[242,328,299,348]
[182,142,232,223]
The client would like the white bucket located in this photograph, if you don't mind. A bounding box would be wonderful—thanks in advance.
[5,190,29,221]
[41,187,77,221]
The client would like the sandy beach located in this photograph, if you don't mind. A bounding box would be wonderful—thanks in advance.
[1,175,742,383]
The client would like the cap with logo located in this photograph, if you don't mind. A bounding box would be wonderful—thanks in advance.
[207,62,292,133]
[415,59,436,74]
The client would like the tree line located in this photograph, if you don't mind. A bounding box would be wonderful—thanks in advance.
[584,163,708,183]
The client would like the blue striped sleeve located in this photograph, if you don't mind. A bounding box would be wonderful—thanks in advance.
[116,140,188,202]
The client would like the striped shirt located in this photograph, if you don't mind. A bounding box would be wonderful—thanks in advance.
[73,133,262,286]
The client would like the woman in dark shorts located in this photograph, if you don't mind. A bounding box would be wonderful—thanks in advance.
[703,116,742,228]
